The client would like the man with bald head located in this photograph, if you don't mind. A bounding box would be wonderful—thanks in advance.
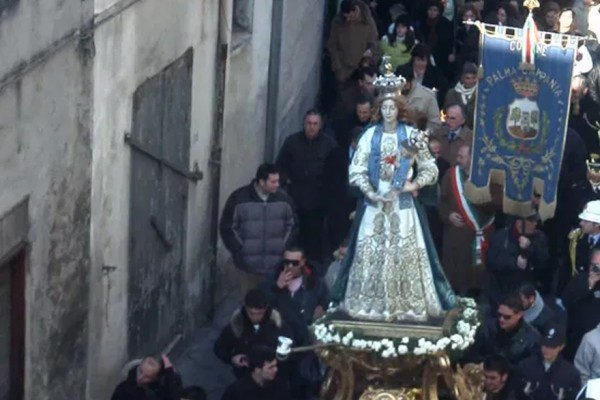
[111,355,181,400]
[434,103,473,166]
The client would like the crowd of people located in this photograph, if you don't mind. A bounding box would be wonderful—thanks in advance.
[108,0,600,399]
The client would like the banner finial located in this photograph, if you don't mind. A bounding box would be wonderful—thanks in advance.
[523,0,540,12]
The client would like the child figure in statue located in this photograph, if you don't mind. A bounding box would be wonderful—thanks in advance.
[332,66,457,322]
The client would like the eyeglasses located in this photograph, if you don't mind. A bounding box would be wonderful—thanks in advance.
[498,312,514,320]
[283,259,300,266]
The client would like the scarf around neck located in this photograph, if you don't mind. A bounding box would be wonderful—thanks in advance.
[454,82,476,105]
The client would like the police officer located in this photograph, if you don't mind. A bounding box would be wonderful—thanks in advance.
[562,200,600,292]
[516,324,581,400]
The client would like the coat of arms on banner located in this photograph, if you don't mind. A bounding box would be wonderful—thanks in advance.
[506,79,539,140]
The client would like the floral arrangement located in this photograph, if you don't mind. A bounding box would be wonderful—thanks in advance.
[311,297,479,359]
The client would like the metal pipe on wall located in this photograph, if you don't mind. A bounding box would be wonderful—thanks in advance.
[264,0,284,162]
[207,0,229,319]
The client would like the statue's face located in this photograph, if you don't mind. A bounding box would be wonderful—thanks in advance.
[381,99,398,124]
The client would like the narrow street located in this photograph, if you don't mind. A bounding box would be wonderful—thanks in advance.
[175,293,239,400]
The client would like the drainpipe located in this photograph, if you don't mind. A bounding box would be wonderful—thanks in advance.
[264,0,284,161]
[208,0,229,319]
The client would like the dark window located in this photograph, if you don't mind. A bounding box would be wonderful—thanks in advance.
[232,0,253,33]
[0,0,19,14]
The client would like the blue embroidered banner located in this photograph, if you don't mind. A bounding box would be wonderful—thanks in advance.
[466,24,579,220]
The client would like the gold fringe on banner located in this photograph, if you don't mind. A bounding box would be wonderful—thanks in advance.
[464,180,492,204]
[465,173,558,221]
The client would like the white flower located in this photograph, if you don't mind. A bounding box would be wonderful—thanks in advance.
[397,345,409,355]
[333,334,341,343]
[450,334,463,344]
[401,337,409,344]
[414,347,426,355]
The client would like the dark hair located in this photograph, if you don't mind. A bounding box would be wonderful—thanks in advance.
[244,289,268,309]
[340,0,359,14]
[500,293,524,313]
[180,386,207,400]
[483,354,511,375]
[255,163,279,182]
[284,245,305,257]
[462,3,481,21]
[357,66,377,82]
[462,62,478,76]
[387,14,415,51]
[445,103,466,119]
[518,283,536,299]
[356,92,374,106]
[411,43,431,60]
[395,63,414,82]
[248,345,277,370]
[304,108,322,119]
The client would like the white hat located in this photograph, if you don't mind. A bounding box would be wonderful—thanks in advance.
[579,200,600,224]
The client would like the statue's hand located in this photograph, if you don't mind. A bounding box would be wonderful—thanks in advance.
[402,181,419,193]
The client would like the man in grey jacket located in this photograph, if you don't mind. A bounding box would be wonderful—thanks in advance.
[575,323,600,385]
[220,163,298,294]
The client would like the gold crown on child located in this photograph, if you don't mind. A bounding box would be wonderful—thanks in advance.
[374,56,407,98]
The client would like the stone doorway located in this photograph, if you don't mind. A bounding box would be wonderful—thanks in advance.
[0,249,25,400]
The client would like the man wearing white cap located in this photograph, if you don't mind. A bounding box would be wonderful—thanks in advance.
[564,201,600,292]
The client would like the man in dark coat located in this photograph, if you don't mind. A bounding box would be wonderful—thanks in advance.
[410,44,449,106]
[220,163,297,294]
[268,247,329,346]
[562,249,600,361]
[518,283,558,336]
[486,213,550,308]
[213,289,291,378]
[463,293,540,366]
[516,324,581,400]
[221,345,290,400]
[276,110,337,263]
[111,356,182,400]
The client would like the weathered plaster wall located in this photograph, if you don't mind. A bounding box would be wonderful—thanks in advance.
[275,0,325,150]
[88,0,219,398]
[0,2,93,398]
[216,0,274,297]
[0,0,86,75]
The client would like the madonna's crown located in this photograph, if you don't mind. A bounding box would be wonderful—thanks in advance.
[374,56,407,98]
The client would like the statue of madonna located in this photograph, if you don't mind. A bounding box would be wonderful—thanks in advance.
[331,69,457,323]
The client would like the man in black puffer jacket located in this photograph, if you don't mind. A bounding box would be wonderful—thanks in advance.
[220,163,298,293]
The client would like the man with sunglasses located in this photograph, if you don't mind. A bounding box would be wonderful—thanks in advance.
[269,247,329,345]
[463,293,540,366]
[562,248,600,361]
[265,247,329,398]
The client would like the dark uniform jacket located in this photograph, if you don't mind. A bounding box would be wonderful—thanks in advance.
[111,365,182,400]
[464,319,540,366]
[562,274,600,360]
[267,262,329,346]
[221,374,290,400]
[219,182,297,276]
[213,308,290,378]
[276,132,337,211]
[516,354,581,400]
[486,227,550,306]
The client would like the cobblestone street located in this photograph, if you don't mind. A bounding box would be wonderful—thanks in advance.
[175,293,239,400]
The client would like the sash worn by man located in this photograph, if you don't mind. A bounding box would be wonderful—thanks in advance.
[440,143,496,295]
